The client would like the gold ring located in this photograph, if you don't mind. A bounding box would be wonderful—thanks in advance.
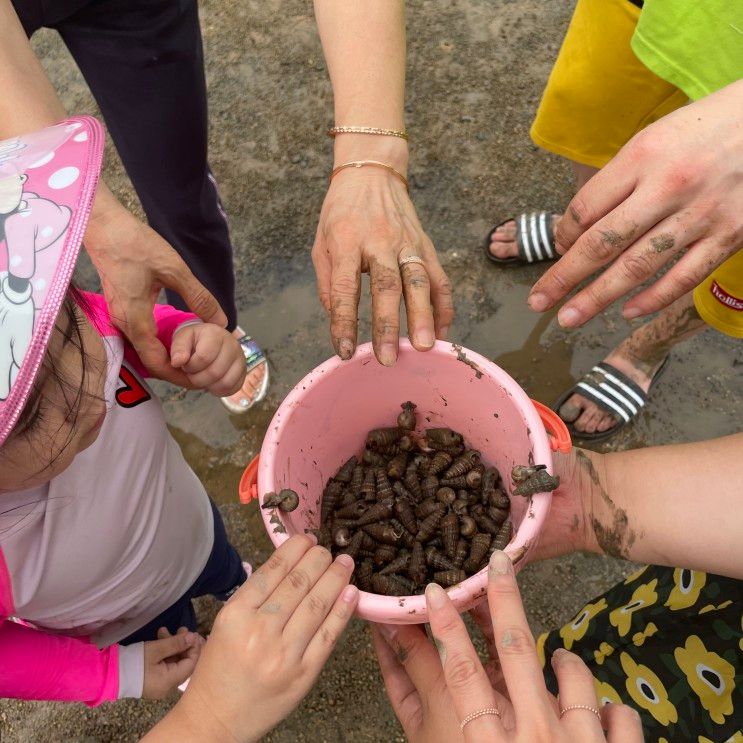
[559,704,602,721]
[398,255,425,268]
[459,706,501,731]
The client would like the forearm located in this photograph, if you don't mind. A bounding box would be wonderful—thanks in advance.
[313,0,409,171]
[584,433,743,577]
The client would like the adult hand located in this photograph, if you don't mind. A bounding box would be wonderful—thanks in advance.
[142,627,203,700]
[312,168,454,366]
[144,535,359,743]
[528,79,743,327]
[376,551,643,742]
[84,191,228,386]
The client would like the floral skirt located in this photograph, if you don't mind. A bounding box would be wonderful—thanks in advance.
[538,566,742,742]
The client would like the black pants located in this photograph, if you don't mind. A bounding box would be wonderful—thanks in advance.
[121,500,247,644]
[14,0,237,329]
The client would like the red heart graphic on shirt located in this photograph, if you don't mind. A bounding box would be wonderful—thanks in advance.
[116,366,151,408]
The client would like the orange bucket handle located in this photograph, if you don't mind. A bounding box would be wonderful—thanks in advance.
[239,454,260,503]
[531,399,572,453]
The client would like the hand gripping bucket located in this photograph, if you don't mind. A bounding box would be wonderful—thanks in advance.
[240,340,570,624]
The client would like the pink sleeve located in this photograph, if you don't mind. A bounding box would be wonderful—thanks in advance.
[0,620,119,706]
[78,292,199,379]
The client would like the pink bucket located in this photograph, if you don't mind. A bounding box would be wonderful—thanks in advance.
[240,340,570,624]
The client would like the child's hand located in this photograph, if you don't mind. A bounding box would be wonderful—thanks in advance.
[148,536,358,742]
[169,323,245,396]
[142,627,204,700]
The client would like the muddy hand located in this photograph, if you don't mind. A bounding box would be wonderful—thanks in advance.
[528,79,743,326]
[312,168,454,366]
[84,188,228,385]
[161,535,358,743]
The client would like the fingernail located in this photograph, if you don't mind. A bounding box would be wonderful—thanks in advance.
[335,553,355,569]
[550,648,573,667]
[558,307,582,327]
[622,306,642,320]
[378,623,398,642]
[306,532,318,545]
[380,343,398,367]
[438,325,450,340]
[528,292,549,312]
[416,328,435,349]
[341,585,359,604]
[425,582,448,608]
[185,632,197,645]
[339,338,354,360]
[489,550,512,577]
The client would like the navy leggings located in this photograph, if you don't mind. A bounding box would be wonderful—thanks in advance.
[121,500,247,644]
[13,0,238,329]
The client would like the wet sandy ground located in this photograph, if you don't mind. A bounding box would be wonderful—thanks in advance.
[2,0,741,740]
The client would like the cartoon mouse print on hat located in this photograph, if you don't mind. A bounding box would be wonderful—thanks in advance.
[0,116,103,445]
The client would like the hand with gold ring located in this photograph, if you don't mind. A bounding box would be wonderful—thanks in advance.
[373,550,644,742]
[312,163,454,367]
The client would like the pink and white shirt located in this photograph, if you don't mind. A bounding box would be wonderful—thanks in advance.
[0,294,214,705]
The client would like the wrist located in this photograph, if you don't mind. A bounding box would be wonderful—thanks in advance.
[573,449,610,556]
[582,449,625,558]
[84,182,126,251]
[333,134,409,173]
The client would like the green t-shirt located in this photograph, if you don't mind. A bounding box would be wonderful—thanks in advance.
[631,0,743,100]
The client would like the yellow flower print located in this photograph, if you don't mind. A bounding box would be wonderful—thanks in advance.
[665,568,706,610]
[632,622,658,647]
[699,599,732,614]
[559,598,608,650]
[593,641,614,665]
[609,580,658,637]
[674,635,735,725]
[623,565,648,584]
[593,677,622,706]
[536,632,548,668]
[620,652,678,725]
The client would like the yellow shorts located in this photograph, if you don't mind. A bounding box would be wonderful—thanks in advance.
[529,0,687,169]
[693,251,743,339]
[531,0,742,338]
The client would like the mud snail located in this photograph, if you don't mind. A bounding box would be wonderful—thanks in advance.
[318,402,514,596]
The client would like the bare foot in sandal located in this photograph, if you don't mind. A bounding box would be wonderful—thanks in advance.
[558,294,707,436]
[221,327,269,413]
[489,212,560,260]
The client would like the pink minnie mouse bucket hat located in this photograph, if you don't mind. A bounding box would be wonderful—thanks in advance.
[0,116,104,447]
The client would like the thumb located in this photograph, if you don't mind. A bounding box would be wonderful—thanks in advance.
[170,327,196,369]
[151,631,198,662]
[163,265,227,328]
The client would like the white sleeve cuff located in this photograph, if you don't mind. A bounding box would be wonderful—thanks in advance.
[117,642,145,699]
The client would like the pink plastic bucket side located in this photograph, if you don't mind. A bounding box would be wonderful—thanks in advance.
[257,340,554,623]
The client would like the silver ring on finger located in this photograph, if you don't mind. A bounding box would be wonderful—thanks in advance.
[459,706,501,731]
[559,704,602,722]
[398,255,426,269]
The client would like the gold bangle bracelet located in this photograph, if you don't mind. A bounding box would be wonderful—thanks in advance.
[328,126,408,141]
[329,160,409,191]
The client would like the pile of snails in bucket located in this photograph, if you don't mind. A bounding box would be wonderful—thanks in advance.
[260,402,560,597]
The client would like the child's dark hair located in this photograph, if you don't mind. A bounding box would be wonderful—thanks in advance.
[9,285,104,469]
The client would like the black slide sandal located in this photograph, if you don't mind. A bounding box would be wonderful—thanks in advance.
[483,211,558,266]
[552,358,669,442]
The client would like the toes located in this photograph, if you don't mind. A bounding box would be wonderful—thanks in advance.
[492,220,517,241]
[573,405,598,433]
[595,412,619,433]
[558,394,584,423]
[242,363,266,396]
